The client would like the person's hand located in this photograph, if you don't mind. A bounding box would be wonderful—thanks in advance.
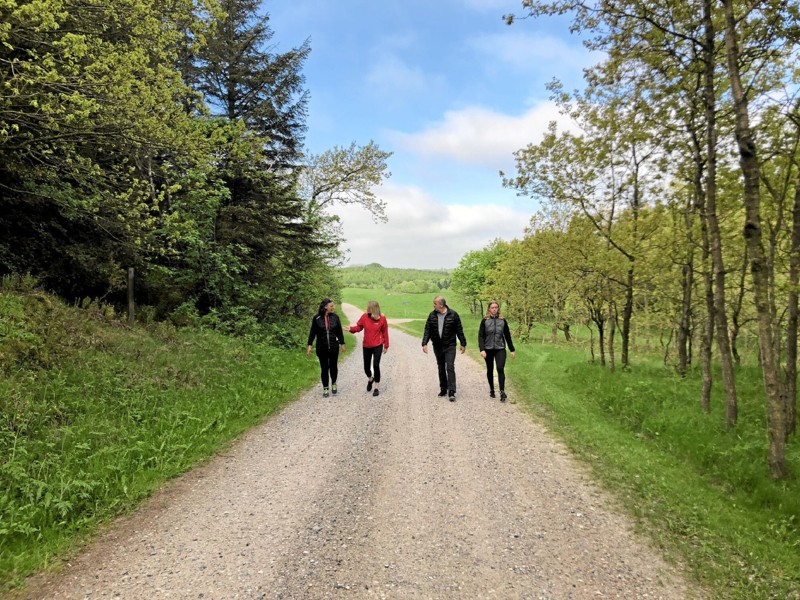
[511,350,516,359]
[480,350,486,358]
[460,346,466,355]
[306,345,312,356]
[422,345,428,354]
[383,347,388,354]
[341,344,346,353]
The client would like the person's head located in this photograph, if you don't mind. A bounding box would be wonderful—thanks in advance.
[433,296,447,313]
[367,300,381,319]
[485,300,502,319]
[318,298,334,316]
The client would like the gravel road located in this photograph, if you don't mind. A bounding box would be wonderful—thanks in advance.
[16,303,697,599]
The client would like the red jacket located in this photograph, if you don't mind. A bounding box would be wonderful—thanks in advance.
[349,313,389,349]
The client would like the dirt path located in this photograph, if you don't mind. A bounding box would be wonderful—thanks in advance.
[16,303,697,599]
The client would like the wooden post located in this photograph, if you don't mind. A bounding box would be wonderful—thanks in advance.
[127,267,135,323]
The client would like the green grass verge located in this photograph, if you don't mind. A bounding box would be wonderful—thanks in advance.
[343,288,800,599]
[0,291,320,589]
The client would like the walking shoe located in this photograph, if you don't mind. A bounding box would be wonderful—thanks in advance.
[500,390,507,402]
[367,378,374,392]
[373,388,379,397]
[323,387,330,398]
[448,391,456,402]
[489,390,496,398]
[438,389,448,397]
[331,383,337,395]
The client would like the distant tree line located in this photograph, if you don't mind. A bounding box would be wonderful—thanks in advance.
[0,0,390,341]
[340,264,451,294]
[455,0,800,479]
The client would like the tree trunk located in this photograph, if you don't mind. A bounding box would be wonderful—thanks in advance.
[608,303,617,373]
[704,0,738,427]
[621,256,634,370]
[722,0,787,478]
[729,245,749,366]
[785,168,800,437]
[678,262,693,376]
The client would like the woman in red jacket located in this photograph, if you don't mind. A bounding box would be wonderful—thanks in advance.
[348,300,389,396]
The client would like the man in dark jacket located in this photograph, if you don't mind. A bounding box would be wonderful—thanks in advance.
[421,296,466,401]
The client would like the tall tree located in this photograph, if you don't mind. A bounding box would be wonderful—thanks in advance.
[190,0,309,170]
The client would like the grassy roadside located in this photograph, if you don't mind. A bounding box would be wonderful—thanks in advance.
[344,288,800,599]
[0,289,321,589]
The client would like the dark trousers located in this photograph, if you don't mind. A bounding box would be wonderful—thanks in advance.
[362,345,384,382]
[484,348,507,391]
[433,344,457,393]
[316,346,340,387]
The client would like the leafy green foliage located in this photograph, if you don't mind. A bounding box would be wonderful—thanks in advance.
[0,289,319,586]
[339,264,451,294]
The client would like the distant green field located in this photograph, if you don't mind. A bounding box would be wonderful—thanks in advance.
[342,288,438,319]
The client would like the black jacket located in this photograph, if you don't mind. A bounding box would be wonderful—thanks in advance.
[422,308,467,348]
[307,312,345,352]
[478,316,515,352]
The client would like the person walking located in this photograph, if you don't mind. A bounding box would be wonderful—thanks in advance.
[306,298,346,398]
[421,296,466,401]
[348,300,389,397]
[478,300,516,402]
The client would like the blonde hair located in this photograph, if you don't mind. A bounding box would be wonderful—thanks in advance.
[367,300,382,320]
[484,300,504,320]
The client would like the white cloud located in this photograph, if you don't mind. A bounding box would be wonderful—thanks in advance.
[365,54,441,97]
[469,31,597,73]
[336,183,531,270]
[388,102,576,169]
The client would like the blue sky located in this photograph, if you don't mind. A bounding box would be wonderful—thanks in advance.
[269,0,597,269]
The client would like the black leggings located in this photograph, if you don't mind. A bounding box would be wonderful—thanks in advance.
[362,345,384,382]
[316,346,340,387]
[484,348,507,391]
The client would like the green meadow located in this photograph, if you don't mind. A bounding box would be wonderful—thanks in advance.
[2,285,798,598]
[342,288,800,600]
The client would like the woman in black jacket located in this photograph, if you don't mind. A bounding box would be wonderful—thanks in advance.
[306,298,346,398]
[478,300,515,401]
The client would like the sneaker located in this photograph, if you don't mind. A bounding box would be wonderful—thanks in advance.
[373,389,379,397]
[331,383,338,395]
[367,378,374,392]
[448,391,456,402]
[437,389,447,397]
[500,390,507,402]
[323,387,330,398]
[489,390,496,398]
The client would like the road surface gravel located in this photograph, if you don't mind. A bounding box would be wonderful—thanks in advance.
[15,303,697,599]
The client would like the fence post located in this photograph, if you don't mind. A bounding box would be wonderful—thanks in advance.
[127,267,135,324]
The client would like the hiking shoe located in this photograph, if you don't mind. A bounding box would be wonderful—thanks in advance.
[448,391,456,402]
[331,383,337,395]
[323,388,330,398]
[500,390,507,402]
[438,389,448,397]
[367,378,374,392]
[373,389,379,397]
[489,390,496,398]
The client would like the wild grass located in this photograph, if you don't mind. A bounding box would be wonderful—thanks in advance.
[342,287,439,319]
[343,288,800,599]
[0,289,319,589]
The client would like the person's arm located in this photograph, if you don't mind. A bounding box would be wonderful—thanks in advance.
[504,320,516,355]
[334,315,346,347]
[306,319,316,355]
[421,313,431,347]
[478,319,487,357]
[382,316,389,352]
[455,313,467,353]
[348,314,365,333]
